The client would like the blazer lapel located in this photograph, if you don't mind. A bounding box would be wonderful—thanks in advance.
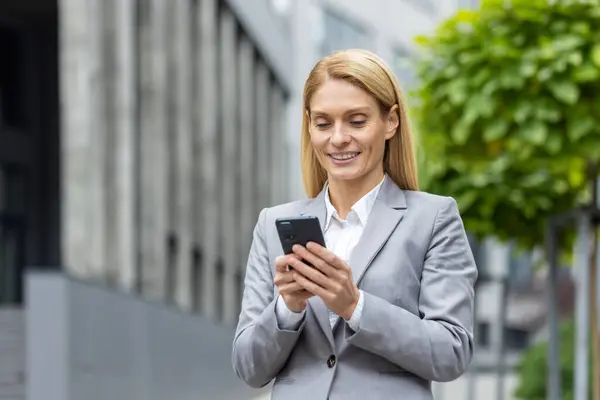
[348,176,407,287]
[300,189,335,348]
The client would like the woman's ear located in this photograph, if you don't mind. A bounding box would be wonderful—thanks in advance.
[385,105,400,140]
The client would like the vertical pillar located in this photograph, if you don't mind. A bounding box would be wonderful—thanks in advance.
[219,8,239,325]
[173,0,194,310]
[596,219,600,400]
[198,0,219,318]
[165,0,178,304]
[99,0,118,286]
[113,0,138,291]
[545,218,562,400]
[255,62,271,211]
[59,0,106,279]
[190,0,203,312]
[270,85,286,204]
[237,37,255,306]
[138,0,169,300]
[574,213,591,400]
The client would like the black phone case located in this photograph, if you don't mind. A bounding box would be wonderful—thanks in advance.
[275,216,326,255]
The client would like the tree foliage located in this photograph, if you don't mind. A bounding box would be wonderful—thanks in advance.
[413,0,600,250]
[514,319,593,400]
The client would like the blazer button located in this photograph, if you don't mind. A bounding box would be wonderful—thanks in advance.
[327,355,336,368]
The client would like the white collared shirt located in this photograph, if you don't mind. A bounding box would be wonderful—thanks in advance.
[275,176,385,331]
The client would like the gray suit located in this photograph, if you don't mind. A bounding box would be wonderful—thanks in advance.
[232,177,478,399]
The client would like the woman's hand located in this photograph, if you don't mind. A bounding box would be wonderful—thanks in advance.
[288,242,360,320]
[274,254,314,313]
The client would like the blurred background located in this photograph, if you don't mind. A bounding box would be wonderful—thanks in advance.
[0,0,598,399]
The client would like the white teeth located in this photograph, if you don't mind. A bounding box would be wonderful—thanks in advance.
[330,152,359,160]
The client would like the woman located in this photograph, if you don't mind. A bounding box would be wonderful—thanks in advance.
[232,49,477,400]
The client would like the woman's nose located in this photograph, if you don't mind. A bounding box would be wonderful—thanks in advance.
[330,125,350,146]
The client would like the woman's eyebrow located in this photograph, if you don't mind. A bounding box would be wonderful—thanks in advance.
[311,107,371,117]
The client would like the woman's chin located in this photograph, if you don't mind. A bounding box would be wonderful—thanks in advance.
[326,168,364,183]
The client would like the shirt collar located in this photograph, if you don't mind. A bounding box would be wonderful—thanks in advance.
[324,175,385,230]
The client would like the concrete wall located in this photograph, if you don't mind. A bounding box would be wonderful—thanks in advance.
[25,271,266,400]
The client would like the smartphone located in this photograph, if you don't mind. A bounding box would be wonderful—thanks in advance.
[275,216,326,256]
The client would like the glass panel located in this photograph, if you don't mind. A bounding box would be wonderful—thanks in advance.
[166,233,178,304]
[0,166,5,212]
[0,163,28,304]
[191,245,203,312]
[0,25,25,130]
[0,219,24,304]
[0,164,28,215]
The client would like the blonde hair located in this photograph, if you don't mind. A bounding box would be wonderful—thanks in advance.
[301,49,419,198]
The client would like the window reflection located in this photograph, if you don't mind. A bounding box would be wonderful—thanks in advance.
[0,25,25,130]
[0,221,24,303]
[0,164,27,304]
[0,164,27,215]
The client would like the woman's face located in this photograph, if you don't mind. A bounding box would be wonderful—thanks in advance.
[308,79,398,186]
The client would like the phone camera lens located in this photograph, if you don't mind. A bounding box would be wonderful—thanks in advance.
[287,234,295,241]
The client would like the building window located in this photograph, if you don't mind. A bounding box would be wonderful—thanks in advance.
[321,8,370,57]
[0,217,24,304]
[0,26,26,130]
[166,232,178,304]
[235,268,245,318]
[191,245,203,312]
[215,257,225,320]
[477,321,490,347]
[506,327,530,351]
[0,164,26,304]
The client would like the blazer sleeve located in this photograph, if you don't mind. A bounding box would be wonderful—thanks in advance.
[232,207,307,388]
[344,197,478,382]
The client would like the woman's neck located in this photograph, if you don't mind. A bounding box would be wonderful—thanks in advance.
[327,169,384,220]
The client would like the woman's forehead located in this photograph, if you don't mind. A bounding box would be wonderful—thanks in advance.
[310,80,377,113]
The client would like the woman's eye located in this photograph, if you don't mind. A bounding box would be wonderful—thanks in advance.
[350,120,366,126]
[316,122,330,128]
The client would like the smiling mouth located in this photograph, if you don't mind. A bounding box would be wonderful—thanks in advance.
[329,152,360,161]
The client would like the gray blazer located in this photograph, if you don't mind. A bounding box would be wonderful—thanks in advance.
[232,176,478,400]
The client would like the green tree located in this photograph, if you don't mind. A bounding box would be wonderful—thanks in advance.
[412,0,600,250]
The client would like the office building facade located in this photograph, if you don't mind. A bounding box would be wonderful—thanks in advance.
[0,0,291,398]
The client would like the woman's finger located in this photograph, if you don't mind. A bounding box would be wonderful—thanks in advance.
[278,281,308,295]
[306,242,349,270]
[274,270,296,286]
[275,254,302,273]
[292,244,337,278]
